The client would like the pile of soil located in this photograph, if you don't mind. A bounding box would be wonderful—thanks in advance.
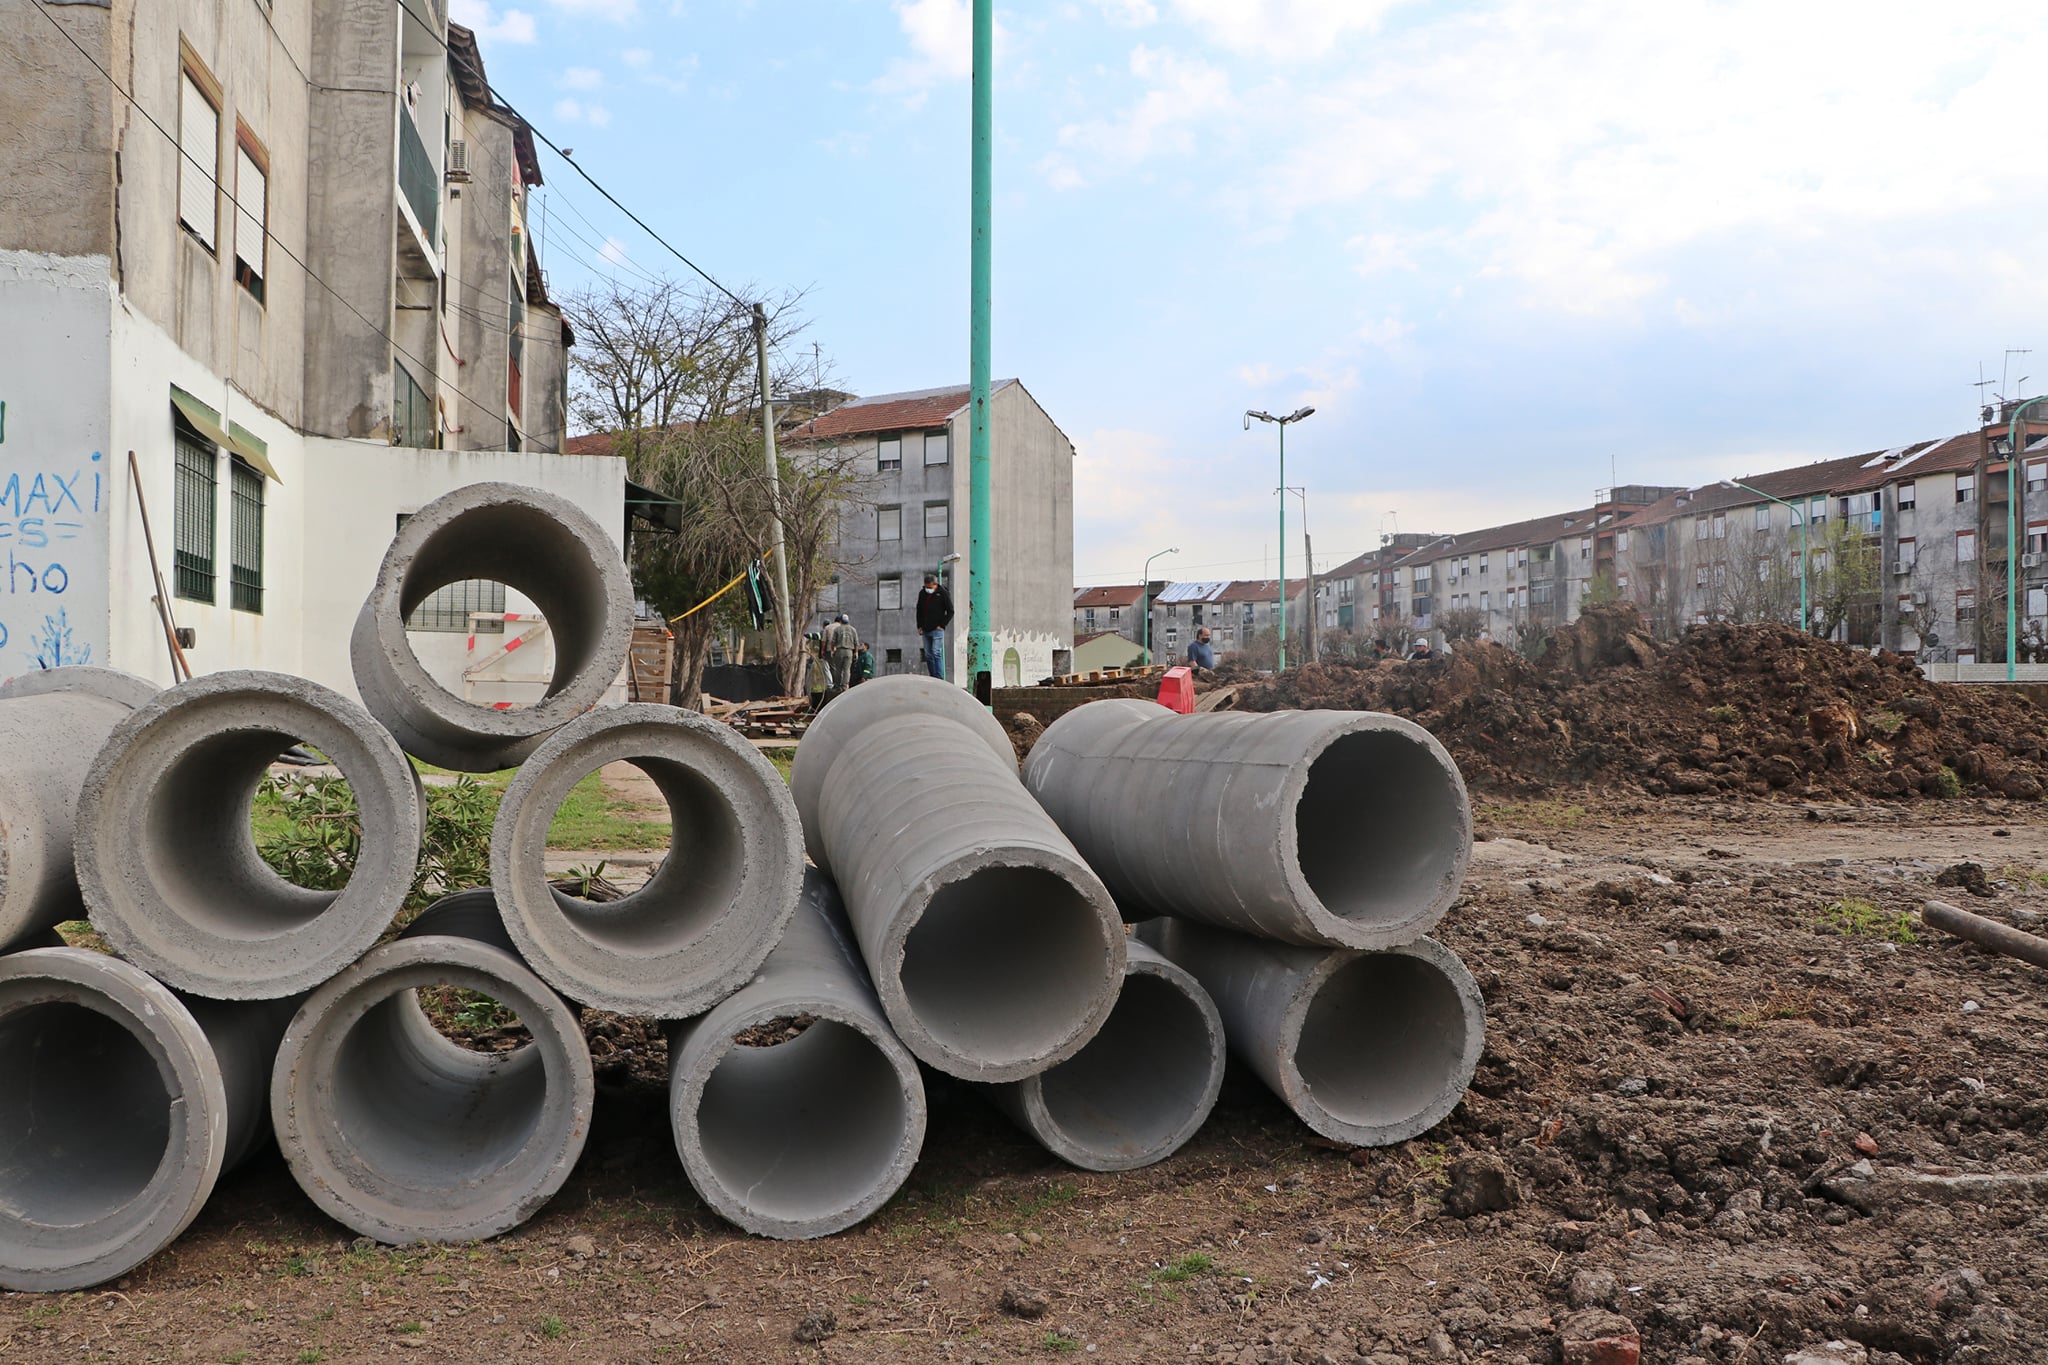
[1229,603,2048,800]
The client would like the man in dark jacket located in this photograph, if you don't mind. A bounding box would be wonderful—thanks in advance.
[916,572,954,679]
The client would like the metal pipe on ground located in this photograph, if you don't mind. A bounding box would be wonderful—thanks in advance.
[0,947,290,1292]
[667,868,926,1239]
[988,938,1225,1171]
[1922,899,2048,969]
[1023,700,1471,949]
[0,668,157,953]
[75,671,424,1000]
[1142,918,1485,1148]
[790,676,1126,1082]
[491,705,804,1017]
[269,890,594,1245]
[349,482,635,773]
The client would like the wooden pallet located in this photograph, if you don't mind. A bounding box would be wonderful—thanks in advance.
[1045,663,1167,688]
[625,623,675,703]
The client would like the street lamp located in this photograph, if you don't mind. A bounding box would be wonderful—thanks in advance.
[1280,486,1315,663]
[2005,398,2048,680]
[1246,406,1315,671]
[1722,480,1806,633]
[1139,546,1178,666]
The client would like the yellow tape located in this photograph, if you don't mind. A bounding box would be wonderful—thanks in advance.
[667,545,776,623]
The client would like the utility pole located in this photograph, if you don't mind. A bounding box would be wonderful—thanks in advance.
[752,303,793,687]
[966,0,994,701]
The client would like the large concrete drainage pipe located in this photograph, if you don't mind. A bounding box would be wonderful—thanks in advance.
[791,676,1126,1082]
[75,672,423,1000]
[270,891,594,1245]
[990,938,1225,1172]
[1024,700,1471,948]
[350,482,634,772]
[1144,918,1484,1148]
[667,868,925,1239]
[0,948,287,1292]
[491,705,804,1017]
[0,667,157,953]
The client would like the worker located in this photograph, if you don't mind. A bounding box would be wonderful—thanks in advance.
[824,612,859,694]
[855,640,876,685]
[1186,626,1215,669]
[1407,637,1436,662]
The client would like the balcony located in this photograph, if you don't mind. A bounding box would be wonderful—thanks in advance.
[398,108,439,259]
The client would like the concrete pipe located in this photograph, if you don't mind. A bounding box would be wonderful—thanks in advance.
[1143,918,1485,1148]
[989,938,1225,1172]
[492,705,803,1017]
[270,890,594,1245]
[0,947,288,1292]
[790,675,1126,1082]
[1023,700,1471,949]
[667,868,925,1239]
[350,482,634,773]
[75,671,424,1000]
[0,667,157,953]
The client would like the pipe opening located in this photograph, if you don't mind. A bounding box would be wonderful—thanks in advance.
[695,1020,909,1224]
[0,1002,173,1226]
[1296,730,1463,929]
[252,766,361,895]
[146,731,344,935]
[1295,953,1471,1129]
[413,985,532,1055]
[545,757,741,954]
[395,503,612,706]
[1036,972,1215,1159]
[330,985,550,1190]
[901,866,1112,1068]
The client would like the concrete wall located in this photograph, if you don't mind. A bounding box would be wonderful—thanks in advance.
[450,108,515,451]
[0,2,117,260]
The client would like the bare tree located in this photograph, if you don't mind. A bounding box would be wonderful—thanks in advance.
[1706,525,1798,625]
[1437,606,1487,642]
[1806,518,1883,641]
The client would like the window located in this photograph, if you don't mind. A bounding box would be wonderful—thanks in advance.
[233,130,267,302]
[406,577,505,632]
[1479,591,1490,611]
[173,422,217,602]
[1083,608,1096,630]
[1957,473,1976,503]
[1711,515,1726,540]
[1712,564,1727,588]
[878,576,903,610]
[393,361,435,447]
[1478,553,1488,574]
[1694,517,1709,541]
[2032,588,2048,619]
[1616,530,1629,553]
[1958,529,1977,563]
[884,647,903,669]
[1755,505,1770,531]
[923,429,949,465]
[228,457,264,612]
[1167,604,1179,621]
[179,62,220,250]
[877,435,902,471]
[1897,537,1916,570]
[1516,548,1529,568]
[2030,521,2048,555]
[1757,557,1771,582]
[2029,460,2047,493]
[1694,566,1708,588]
[1107,607,1120,624]
[1957,589,1977,621]
[1579,536,1592,558]
[877,506,901,541]
[1808,497,1826,524]
[924,502,949,539]
[1897,481,1916,510]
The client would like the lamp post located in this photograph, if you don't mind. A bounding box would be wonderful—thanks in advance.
[1139,546,1178,666]
[2005,398,2048,681]
[1281,486,1315,663]
[1722,480,1806,633]
[1246,406,1315,671]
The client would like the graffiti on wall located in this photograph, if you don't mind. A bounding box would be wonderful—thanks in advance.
[0,446,107,679]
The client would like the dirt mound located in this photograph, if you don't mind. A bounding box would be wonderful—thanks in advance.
[1231,603,2048,800]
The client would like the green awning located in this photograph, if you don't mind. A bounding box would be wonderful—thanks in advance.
[170,386,282,483]
[227,421,281,483]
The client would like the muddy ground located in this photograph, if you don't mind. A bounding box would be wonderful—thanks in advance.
[5,794,2047,1365]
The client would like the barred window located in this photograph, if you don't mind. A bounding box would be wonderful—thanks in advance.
[229,457,264,613]
[406,577,507,632]
[173,424,217,602]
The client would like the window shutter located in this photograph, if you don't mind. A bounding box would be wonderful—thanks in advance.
[235,146,265,275]
[180,75,218,247]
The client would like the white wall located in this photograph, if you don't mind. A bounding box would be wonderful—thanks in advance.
[0,251,114,683]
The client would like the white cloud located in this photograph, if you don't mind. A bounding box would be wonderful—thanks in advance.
[598,237,631,267]
[621,47,653,68]
[585,105,612,127]
[449,0,536,44]
[553,97,584,121]
[1090,0,1158,24]
[546,0,638,20]
[551,98,611,127]
[1355,317,1413,351]
[1169,0,1404,59]
[1042,44,1232,185]
[559,66,604,90]
[872,0,1007,103]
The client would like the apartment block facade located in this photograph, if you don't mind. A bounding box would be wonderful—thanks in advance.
[0,2,613,693]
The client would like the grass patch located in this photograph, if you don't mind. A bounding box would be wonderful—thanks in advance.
[1731,988,1819,1027]
[1041,1330,1081,1354]
[1152,1252,1216,1284]
[1933,765,1963,799]
[1013,1182,1078,1220]
[1817,897,1916,944]
[1866,709,1906,738]
[761,748,795,783]
[1478,798,1586,831]
[1705,704,1739,725]
[1998,863,2048,891]
[538,1315,567,1341]
[540,771,671,850]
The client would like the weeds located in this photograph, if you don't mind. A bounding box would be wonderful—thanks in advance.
[1866,709,1906,738]
[1933,766,1963,799]
[539,1315,568,1341]
[255,773,496,908]
[1998,863,2048,891]
[1818,897,1917,944]
[1706,704,1739,724]
[1152,1252,1216,1284]
[1478,798,1586,831]
[1041,1330,1080,1353]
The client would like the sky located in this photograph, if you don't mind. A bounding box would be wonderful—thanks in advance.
[454,0,2048,587]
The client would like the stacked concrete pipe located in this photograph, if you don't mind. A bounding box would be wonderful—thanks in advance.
[1142,917,1484,1148]
[492,705,804,1017]
[1022,700,1471,948]
[0,667,157,953]
[270,890,594,1245]
[75,671,424,1000]
[350,482,635,773]
[667,868,926,1239]
[791,675,1126,1082]
[0,947,291,1291]
[988,938,1225,1172]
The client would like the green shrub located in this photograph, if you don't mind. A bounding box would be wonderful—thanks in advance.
[1933,766,1963,799]
[256,772,497,909]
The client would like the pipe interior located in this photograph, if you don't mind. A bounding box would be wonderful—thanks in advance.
[395,504,611,701]
[900,866,1111,1066]
[1294,953,1470,1128]
[146,729,343,935]
[1036,972,1215,1158]
[694,1020,909,1224]
[1295,730,1463,928]
[0,1002,174,1227]
[329,987,548,1191]
[547,757,742,954]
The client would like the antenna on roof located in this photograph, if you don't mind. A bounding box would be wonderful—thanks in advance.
[1976,362,1996,426]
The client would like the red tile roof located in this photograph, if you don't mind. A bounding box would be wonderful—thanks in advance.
[1074,584,1145,608]
[1212,578,1307,604]
[790,381,1017,442]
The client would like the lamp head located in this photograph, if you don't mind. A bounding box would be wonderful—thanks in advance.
[1286,406,1316,422]
[1245,410,1276,428]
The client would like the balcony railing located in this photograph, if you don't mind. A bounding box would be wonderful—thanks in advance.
[398,108,439,247]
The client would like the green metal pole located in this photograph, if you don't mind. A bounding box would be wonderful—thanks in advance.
[967,0,993,696]
[1141,546,1175,666]
[2006,398,2047,681]
[1277,420,1287,673]
[1730,481,1805,633]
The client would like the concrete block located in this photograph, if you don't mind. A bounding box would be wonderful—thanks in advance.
[490,704,804,1017]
